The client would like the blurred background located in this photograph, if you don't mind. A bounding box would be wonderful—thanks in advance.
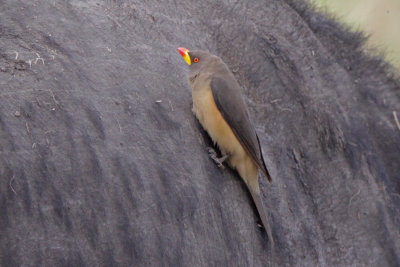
[311,0,400,72]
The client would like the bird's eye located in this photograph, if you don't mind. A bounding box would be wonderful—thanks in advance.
[193,57,199,63]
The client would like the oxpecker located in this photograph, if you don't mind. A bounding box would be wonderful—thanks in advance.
[178,47,274,246]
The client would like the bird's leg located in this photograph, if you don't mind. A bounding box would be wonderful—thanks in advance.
[207,147,230,169]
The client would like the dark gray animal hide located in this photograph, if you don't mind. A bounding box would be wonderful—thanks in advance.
[1,0,399,266]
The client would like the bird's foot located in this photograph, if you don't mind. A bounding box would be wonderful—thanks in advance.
[207,147,229,169]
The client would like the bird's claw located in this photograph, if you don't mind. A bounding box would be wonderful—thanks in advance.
[207,147,229,169]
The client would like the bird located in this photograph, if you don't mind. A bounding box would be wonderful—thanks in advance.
[177,47,274,246]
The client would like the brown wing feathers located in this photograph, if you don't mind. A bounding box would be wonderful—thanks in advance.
[210,76,271,182]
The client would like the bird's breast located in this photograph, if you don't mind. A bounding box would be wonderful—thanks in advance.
[193,86,241,152]
[192,86,237,152]
[192,86,259,187]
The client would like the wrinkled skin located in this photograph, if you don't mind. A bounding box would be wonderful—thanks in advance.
[0,0,399,266]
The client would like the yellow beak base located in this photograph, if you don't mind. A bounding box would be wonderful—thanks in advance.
[178,47,191,65]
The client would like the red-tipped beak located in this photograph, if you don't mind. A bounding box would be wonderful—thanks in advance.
[177,47,191,65]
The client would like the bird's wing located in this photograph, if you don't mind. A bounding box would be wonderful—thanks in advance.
[210,75,272,182]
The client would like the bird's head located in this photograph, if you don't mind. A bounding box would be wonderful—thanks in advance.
[177,47,219,79]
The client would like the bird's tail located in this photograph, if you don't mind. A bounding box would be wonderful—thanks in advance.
[235,156,274,246]
[248,183,274,247]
